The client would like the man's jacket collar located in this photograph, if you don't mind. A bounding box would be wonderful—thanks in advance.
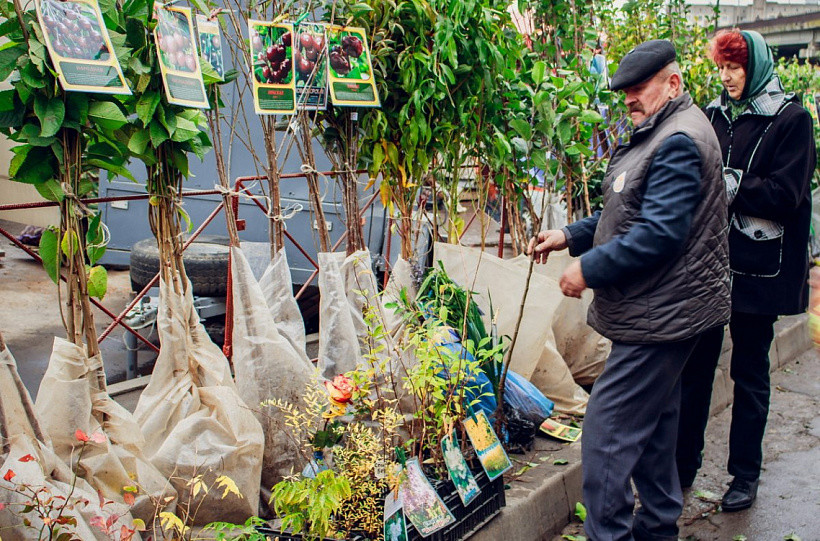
[628,93,693,145]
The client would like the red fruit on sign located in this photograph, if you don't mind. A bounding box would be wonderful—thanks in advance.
[305,46,318,62]
[300,32,314,51]
[297,55,313,75]
[282,31,292,47]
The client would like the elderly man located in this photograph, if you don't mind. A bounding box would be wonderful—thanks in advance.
[528,40,730,540]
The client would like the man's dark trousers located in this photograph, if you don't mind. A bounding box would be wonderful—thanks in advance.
[583,334,702,541]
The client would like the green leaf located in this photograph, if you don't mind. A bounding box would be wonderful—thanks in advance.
[35,179,65,202]
[171,116,199,143]
[136,91,160,126]
[509,118,532,140]
[86,265,108,299]
[0,89,14,111]
[18,123,56,146]
[0,44,26,81]
[557,121,573,146]
[88,101,128,130]
[86,213,106,265]
[169,147,189,177]
[125,17,146,50]
[200,57,222,85]
[128,130,151,156]
[87,158,136,182]
[579,109,604,124]
[11,146,56,184]
[39,228,60,284]
[149,121,169,147]
[532,61,546,84]
[34,97,65,138]
[128,56,151,76]
[553,458,568,465]
[574,502,587,522]
[66,94,90,125]
[19,62,46,88]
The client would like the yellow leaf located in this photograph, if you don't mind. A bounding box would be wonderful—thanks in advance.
[215,475,243,500]
[132,518,146,531]
[398,165,407,188]
[192,478,207,498]
[159,512,188,536]
[60,230,79,257]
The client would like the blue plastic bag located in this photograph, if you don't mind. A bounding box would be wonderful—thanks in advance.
[503,370,554,425]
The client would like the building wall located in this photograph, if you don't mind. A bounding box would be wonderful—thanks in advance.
[0,80,58,228]
[688,0,820,27]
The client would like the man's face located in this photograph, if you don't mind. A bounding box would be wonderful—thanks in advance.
[622,71,676,126]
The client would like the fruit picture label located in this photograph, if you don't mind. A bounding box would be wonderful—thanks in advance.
[327,25,380,108]
[195,14,225,80]
[153,3,209,109]
[249,20,296,115]
[35,0,131,95]
[294,22,328,110]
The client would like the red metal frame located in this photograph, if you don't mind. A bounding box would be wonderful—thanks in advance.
[0,171,382,356]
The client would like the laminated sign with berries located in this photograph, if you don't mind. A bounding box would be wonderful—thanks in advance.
[35,0,130,94]
[294,22,328,110]
[249,20,296,115]
[195,14,225,80]
[327,25,379,108]
[153,3,209,108]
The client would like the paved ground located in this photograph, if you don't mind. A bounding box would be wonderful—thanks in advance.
[553,347,820,541]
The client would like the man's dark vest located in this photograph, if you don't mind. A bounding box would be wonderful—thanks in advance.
[588,93,730,343]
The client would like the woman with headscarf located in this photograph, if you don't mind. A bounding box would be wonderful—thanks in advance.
[676,30,816,511]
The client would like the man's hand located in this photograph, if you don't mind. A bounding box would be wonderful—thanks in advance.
[527,229,568,264]
[559,260,587,298]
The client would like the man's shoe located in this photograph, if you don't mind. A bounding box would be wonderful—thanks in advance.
[721,477,759,512]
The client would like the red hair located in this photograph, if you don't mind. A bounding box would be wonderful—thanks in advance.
[710,30,748,67]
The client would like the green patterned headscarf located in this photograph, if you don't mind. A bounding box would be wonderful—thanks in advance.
[740,30,774,101]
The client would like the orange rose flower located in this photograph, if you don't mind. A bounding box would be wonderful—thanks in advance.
[324,374,356,405]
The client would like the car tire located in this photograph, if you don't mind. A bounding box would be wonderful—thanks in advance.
[129,235,230,297]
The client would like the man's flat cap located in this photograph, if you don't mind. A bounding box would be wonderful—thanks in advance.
[610,40,677,91]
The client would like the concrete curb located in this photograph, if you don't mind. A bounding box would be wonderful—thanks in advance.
[472,313,812,541]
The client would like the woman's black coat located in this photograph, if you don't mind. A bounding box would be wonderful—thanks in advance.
[705,97,817,315]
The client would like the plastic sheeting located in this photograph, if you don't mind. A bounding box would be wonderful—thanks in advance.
[230,246,313,491]
[34,337,175,523]
[0,341,135,540]
[133,273,264,524]
[434,243,589,415]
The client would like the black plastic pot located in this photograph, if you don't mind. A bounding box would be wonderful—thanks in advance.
[258,465,505,541]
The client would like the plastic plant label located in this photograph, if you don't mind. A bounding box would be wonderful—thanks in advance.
[327,25,380,108]
[248,20,296,115]
[36,0,131,95]
[383,489,409,541]
[463,410,512,482]
[539,417,582,442]
[441,429,480,506]
[399,458,455,537]
[195,14,225,80]
[153,3,209,109]
[294,22,328,110]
